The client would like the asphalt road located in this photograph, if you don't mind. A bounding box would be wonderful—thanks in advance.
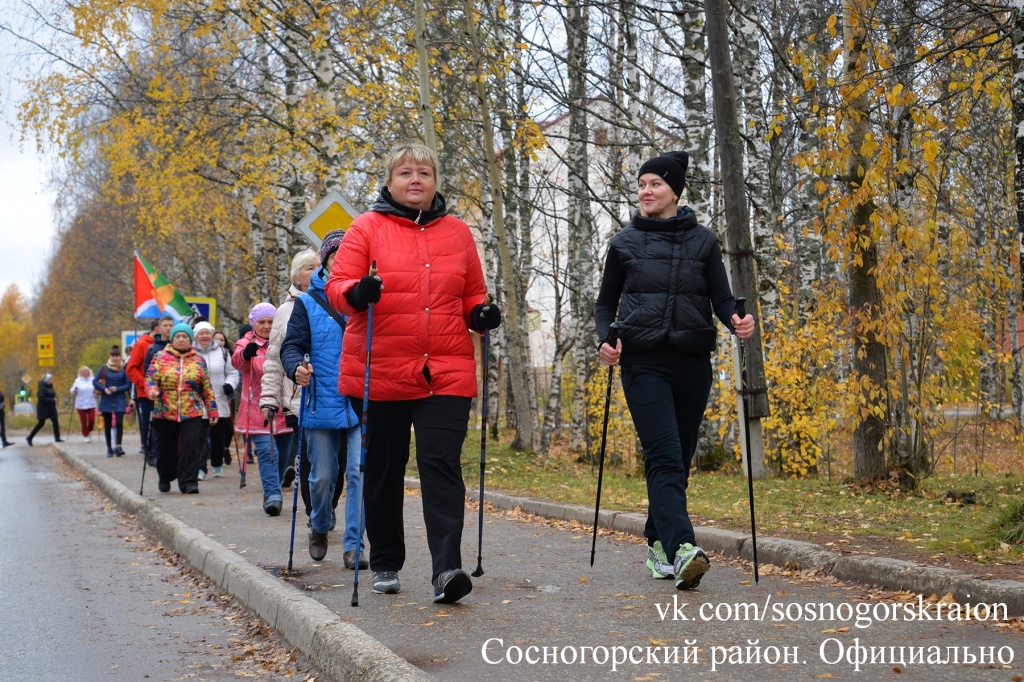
[0,436,312,681]
[46,433,1024,682]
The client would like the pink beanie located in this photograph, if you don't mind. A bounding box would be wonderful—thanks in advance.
[248,302,277,326]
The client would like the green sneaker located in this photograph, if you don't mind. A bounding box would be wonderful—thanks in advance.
[673,543,711,590]
[646,541,673,579]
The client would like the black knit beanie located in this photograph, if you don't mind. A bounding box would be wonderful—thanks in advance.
[637,151,690,198]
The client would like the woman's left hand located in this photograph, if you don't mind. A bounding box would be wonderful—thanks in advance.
[210,415,219,426]
[732,313,755,340]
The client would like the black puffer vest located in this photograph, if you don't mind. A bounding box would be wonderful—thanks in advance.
[610,207,720,355]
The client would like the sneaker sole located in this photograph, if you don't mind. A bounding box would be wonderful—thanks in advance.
[372,583,402,595]
[675,554,711,590]
[433,572,473,604]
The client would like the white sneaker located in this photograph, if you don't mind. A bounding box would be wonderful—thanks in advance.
[198,470,207,481]
[212,466,223,478]
[84,436,91,443]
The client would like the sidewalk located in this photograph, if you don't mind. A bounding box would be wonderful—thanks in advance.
[51,438,1024,681]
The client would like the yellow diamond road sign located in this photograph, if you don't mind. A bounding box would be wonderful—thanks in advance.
[296,190,361,248]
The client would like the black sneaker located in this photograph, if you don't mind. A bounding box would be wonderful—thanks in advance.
[115,446,124,456]
[282,465,295,489]
[264,499,282,516]
[223,451,232,465]
[371,571,401,595]
[432,569,472,604]
[330,511,337,531]
[158,480,170,493]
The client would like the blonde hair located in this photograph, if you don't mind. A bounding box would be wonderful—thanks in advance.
[385,143,440,187]
[78,365,92,376]
[290,248,320,284]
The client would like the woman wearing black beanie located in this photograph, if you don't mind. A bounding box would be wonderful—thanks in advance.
[595,150,754,591]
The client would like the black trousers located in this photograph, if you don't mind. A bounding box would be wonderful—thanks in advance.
[200,417,232,471]
[29,409,60,442]
[154,418,208,492]
[101,411,125,450]
[0,408,7,443]
[350,395,471,579]
[620,361,713,564]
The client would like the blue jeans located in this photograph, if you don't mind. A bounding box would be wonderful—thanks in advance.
[306,427,364,552]
[248,433,293,504]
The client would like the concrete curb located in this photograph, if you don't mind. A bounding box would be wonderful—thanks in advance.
[57,446,434,682]
[452,478,1024,616]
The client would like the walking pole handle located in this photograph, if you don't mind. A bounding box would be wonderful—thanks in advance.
[369,260,378,279]
[605,321,620,348]
[735,297,747,323]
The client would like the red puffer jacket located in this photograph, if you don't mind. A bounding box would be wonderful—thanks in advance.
[325,205,487,401]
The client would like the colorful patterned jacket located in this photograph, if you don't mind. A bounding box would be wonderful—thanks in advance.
[145,347,219,422]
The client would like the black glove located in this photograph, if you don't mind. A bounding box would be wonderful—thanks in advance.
[346,274,383,311]
[242,341,259,360]
[470,303,501,330]
[285,413,298,429]
[261,404,277,426]
[222,383,234,396]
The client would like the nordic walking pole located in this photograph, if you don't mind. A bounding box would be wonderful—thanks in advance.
[287,358,310,572]
[235,428,247,485]
[471,294,494,578]
[352,260,378,607]
[140,389,156,495]
[590,321,620,567]
[734,298,759,583]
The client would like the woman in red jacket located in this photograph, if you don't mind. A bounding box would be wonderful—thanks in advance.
[326,143,500,604]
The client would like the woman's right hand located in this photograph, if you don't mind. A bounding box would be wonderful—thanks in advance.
[294,363,314,387]
[147,388,160,400]
[599,339,622,366]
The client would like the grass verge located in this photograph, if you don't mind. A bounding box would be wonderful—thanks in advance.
[453,430,1024,566]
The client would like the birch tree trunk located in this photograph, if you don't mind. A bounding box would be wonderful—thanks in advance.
[464,0,536,451]
[242,185,272,302]
[887,0,927,485]
[415,0,437,152]
[675,2,712,225]
[563,0,598,459]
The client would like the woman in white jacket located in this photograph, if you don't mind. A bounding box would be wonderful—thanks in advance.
[193,322,240,478]
[70,366,98,442]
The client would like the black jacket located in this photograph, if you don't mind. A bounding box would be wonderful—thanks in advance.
[595,207,737,365]
[36,381,58,418]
